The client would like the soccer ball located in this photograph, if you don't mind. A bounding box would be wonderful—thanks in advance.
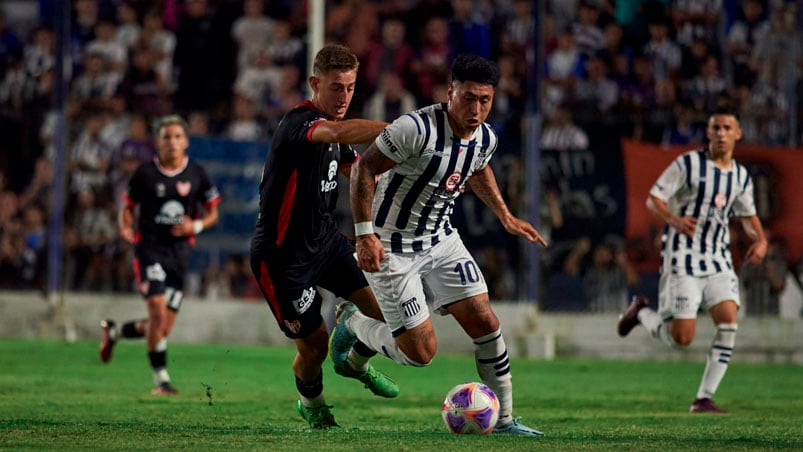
[441,382,500,435]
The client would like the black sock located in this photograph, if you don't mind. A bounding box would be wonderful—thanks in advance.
[353,340,377,357]
[148,350,167,369]
[295,373,323,399]
[121,321,144,339]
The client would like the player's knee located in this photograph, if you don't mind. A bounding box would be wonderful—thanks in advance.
[400,350,431,367]
[672,331,694,347]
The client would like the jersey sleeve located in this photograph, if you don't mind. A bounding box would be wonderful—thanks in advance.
[374,114,424,163]
[339,144,359,168]
[474,123,498,171]
[287,107,326,145]
[196,165,221,210]
[649,155,686,202]
[123,165,146,206]
[732,169,757,217]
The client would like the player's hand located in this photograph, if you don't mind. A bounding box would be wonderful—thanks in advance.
[171,215,195,237]
[744,239,768,265]
[356,234,385,272]
[502,216,548,247]
[119,226,135,243]
[670,216,697,237]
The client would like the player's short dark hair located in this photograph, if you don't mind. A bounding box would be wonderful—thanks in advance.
[313,44,359,76]
[709,105,740,121]
[154,114,189,138]
[450,54,499,87]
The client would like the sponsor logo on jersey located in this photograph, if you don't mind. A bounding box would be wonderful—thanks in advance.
[155,200,186,225]
[401,297,420,318]
[321,161,339,193]
[291,287,316,315]
[380,129,400,154]
[177,181,191,197]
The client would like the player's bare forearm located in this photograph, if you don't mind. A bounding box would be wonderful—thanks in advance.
[350,144,395,223]
[469,166,547,246]
[118,205,136,243]
[311,119,388,144]
[741,215,768,264]
[647,194,696,237]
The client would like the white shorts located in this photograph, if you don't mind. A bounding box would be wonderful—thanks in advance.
[658,271,741,320]
[364,231,488,335]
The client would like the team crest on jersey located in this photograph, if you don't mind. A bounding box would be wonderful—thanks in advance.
[177,181,191,196]
[714,193,727,208]
[445,172,462,192]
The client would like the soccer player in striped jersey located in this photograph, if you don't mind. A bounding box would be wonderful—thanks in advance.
[617,108,768,413]
[330,54,548,436]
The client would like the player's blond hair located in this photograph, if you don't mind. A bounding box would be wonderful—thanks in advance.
[154,114,189,138]
[312,44,359,77]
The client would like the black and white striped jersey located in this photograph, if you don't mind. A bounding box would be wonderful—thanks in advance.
[372,103,498,253]
[650,149,756,276]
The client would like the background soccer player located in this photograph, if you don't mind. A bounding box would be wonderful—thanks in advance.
[617,108,768,413]
[333,54,547,436]
[100,115,221,395]
[249,44,397,430]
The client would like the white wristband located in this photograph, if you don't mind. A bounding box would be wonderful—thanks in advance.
[193,219,204,235]
[354,221,374,236]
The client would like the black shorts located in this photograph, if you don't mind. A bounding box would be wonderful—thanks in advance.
[134,242,190,312]
[250,234,369,339]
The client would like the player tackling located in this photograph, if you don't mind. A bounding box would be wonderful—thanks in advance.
[618,108,768,413]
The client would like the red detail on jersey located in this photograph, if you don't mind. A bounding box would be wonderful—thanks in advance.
[203,195,221,211]
[276,169,298,247]
[306,118,325,142]
[339,152,360,169]
[134,231,141,244]
[122,192,137,207]
[258,261,282,324]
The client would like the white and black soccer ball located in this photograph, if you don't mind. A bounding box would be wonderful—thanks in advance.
[441,382,500,435]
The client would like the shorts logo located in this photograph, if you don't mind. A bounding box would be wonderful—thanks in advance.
[284,319,301,334]
[291,287,316,315]
[146,263,167,282]
[176,181,191,197]
[674,296,688,311]
[401,297,420,318]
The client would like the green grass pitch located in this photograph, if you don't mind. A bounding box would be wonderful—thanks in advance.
[1,338,801,450]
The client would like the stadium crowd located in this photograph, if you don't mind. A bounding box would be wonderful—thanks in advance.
[0,0,801,316]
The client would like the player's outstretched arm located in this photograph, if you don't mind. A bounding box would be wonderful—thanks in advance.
[309,119,388,144]
[468,165,547,247]
[350,143,397,272]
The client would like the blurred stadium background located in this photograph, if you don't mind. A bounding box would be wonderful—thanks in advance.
[0,0,801,361]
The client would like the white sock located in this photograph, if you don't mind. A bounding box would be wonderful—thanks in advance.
[638,308,679,349]
[473,329,513,426]
[153,368,170,386]
[346,349,369,372]
[348,311,426,366]
[696,323,737,399]
[299,394,327,408]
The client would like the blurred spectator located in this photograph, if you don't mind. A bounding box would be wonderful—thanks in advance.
[114,1,140,52]
[119,46,171,118]
[363,71,416,122]
[640,78,677,142]
[671,0,721,48]
[642,17,681,81]
[540,103,589,151]
[187,110,210,136]
[139,9,176,90]
[71,0,100,59]
[0,9,23,77]
[362,17,415,91]
[19,156,53,212]
[265,19,304,69]
[108,114,155,209]
[682,54,726,115]
[20,204,46,289]
[491,53,525,122]
[68,112,111,195]
[726,0,769,86]
[67,189,116,291]
[779,257,803,318]
[70,50,121,114]
[572,54,619,121]
[498,0,534,61]
[544,27,583,113]
[98,93,133,151]
[233,49,282,114]
[573,1,605,58]
[448,0,490,59]
[750,3,801,94]
[581,238,639,313]
[224,94,267,142]
[24,26,54,79]
[410,16,452,104]
[680,36,714,85]
[665,102,705,145]
[231,0,275,70]
[85,20,127,75]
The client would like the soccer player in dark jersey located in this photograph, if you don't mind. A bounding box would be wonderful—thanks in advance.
[99,115,220,395]
[249,44,399,429]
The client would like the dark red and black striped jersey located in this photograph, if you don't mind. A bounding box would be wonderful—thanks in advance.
[251,101,359,266]
[124,157,220,246]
